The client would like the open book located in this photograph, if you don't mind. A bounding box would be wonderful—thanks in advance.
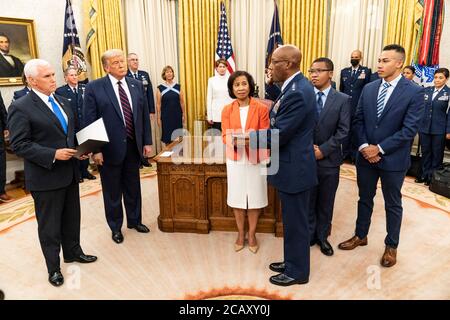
[74,118,109,158]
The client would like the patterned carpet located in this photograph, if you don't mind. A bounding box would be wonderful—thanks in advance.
[0,163,449,299]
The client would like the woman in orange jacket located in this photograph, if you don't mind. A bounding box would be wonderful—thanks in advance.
[221,71,270,254]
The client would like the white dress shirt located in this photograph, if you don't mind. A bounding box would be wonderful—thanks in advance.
[33,89,68,123]
[359,73,403,154]
[108,74,134,126]
[281,71,301,92]
[206,74,233,122]
[432,87,442,100]
[1,51,15,67]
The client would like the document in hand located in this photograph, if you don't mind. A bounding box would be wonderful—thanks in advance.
[75,118,109,158]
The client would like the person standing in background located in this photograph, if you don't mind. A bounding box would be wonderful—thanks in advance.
[0,89,13,203]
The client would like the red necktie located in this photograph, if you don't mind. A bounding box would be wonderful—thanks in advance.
[117,81,134,139]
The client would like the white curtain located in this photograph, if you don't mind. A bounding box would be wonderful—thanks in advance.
[123,0,178,154]
[329,0,387,88]
[230,0,275,97]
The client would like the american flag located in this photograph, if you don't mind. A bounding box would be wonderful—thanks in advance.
[215,1,235,74]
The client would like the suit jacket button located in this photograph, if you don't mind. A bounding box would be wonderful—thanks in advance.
[123,139,126,142]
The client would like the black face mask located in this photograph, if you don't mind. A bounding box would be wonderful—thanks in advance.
[351,59,360,67]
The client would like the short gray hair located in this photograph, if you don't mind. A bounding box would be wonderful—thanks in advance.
[101,49,124,66]
[64,65,78,76]
[24,59,51,78]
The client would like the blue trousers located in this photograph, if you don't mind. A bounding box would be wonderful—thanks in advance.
[419,133,445,181]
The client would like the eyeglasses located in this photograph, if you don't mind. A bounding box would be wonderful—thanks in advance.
[308,69,332,74]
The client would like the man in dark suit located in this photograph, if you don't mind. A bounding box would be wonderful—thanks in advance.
[0,90,13,202]
[0,33,24,78]
[84,49,152,244]
[7,59,97,286]
[339,50,372,161]
[56,66,95,182]
[338,45,424,268]
[250,45,317,286]
[126,53,155,118]
[12,74,31,101]
[308,57,351,256]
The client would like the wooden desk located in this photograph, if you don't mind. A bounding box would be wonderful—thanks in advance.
[154,138,283,237]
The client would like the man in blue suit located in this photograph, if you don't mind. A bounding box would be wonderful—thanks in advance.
[338,45,424,268]
[56,66,95,182]
[308,57,351,256]
[250,45,317,286]
[339,50,372,161]
[84,49,153,244]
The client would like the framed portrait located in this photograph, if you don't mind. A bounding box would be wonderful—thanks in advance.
[0,17,38,86]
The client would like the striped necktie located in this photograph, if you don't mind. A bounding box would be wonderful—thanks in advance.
[316,91,325,115]
[117,81,135,139]
[376,82,392,118]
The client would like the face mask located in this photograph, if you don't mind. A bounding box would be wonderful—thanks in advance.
[351,59,360,67]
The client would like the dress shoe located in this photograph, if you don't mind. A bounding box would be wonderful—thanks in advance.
[84,173,96,180]
[269,262,285,273]
[414,177,425,183]
[318,239,334,256]
[112,231,124,244]
[234,243,244,252]
[380,246,397,267]
[0,193,13,203]
[48,271,64,287]
[424,180,431,186]
[127,223,150,233]
[248,244,259,254]
[269,273,308,286]
[64,254,98,263]
[338,235,368,250]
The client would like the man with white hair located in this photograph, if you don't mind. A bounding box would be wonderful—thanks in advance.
[7,59,97,287]
[84,49,152,244]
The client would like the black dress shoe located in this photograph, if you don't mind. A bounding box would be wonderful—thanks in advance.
[424,180,431,186]
[127,223,150,233]
[269,273,308,286]
[48,271,64,287]
[112,231,124,243]
[84,173,96,180]
[414,177,425,183]
[269,262,285,273]
[318,239,334,256]
[64,254,98,263]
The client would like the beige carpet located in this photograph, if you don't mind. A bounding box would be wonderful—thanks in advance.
[0,166,449,300]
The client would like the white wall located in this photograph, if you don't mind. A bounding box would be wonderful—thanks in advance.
[0,0,87,106]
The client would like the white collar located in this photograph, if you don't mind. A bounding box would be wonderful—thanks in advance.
[33,89,54,104]
[281,71,301,92]
[381,73,402,88]
[314,85,332,97]
[108,74,126,85]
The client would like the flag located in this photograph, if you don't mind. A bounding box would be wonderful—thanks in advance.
[265,1,283,100]
[62,0,88,82]
[215,1,235,74]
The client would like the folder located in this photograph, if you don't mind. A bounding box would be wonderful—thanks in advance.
[75,118,109,158]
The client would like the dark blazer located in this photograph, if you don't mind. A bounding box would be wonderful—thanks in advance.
[339,66,372,114]
[13,87,30,101]
[126,70,155,113]
[314,88,351,168]
[83,76,152,166]
[0,53,24,77]
[0,90,7,131]
[353,76,425,171]
[7,90,78,191]
[252,73,318,194]
[55,84,85,131]
[419,85,450,135]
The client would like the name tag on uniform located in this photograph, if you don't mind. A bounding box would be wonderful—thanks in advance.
[358,73,366,79]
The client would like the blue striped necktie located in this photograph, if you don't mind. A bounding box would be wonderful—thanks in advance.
[376,82,392,118]
[316,91,325,115]
[48,96,68,134]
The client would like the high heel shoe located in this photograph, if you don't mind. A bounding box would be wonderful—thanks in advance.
[249,244,259,254]
[235,243,244,252]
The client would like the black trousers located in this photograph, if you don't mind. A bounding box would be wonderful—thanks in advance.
[212,122,222,132]
[79,158,90,178]
[99,138,142,232]
[309,166,340,242]
[31,181,83,274]
[0,133,6,194]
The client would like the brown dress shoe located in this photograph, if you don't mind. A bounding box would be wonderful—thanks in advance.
[338,235,368,250]
[380,246,397,267]
[0,193,13,203]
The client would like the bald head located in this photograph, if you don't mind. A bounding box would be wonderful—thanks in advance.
[351,50,363,67]
[270,44,302,82]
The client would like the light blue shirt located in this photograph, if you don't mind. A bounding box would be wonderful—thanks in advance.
[314,85,332,108]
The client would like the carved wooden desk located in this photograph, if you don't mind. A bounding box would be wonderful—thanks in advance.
[154,138,283,237]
